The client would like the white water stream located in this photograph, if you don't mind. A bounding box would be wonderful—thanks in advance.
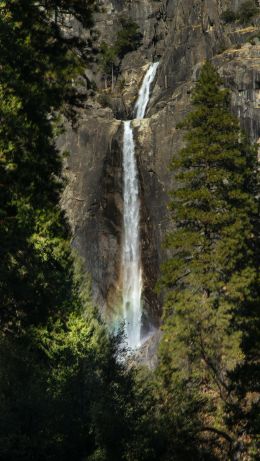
[122,62,159,350]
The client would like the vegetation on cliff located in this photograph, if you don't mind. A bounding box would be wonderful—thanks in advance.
[100,18,142,88]
[221,0,259,24]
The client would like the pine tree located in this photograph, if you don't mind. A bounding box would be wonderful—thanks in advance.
[159,62,259,457]
[0,5,158,461]
[0,0,96,332]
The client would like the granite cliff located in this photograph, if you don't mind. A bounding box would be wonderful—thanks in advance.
[59,0,260,334]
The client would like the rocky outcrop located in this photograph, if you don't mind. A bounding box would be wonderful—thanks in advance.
[60,0,260,329]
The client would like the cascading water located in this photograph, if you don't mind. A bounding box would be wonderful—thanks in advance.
[121,62,159,350]
[134,62,159,119]
[122,121,142,349]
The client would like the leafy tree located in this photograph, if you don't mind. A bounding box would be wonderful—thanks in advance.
[159,61,259,458]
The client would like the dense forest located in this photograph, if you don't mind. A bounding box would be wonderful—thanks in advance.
[0,1,259,460]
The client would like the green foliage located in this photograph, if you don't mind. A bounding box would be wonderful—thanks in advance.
[238,1,259,24]
[159,61,259,457]
[221,1,259,25]
[220,9,237,23]
[0,302,141,461]
[0,7,168,461]
[100,41,117,76]
[115,18,143,59]
[0,0,95,332]
[0,3,150,461]
[1,2,259,460]
[99,19,142,82]
[0,4,163,461]
[0,250,154,461]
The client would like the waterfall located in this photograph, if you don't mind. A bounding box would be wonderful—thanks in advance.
[122,121,142,349]
[122,62,159,350]
[134,62,159,119]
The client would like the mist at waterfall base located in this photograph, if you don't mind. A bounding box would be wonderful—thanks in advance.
[120,62,159,351]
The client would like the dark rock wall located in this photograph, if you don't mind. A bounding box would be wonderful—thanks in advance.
[60,0,260,325]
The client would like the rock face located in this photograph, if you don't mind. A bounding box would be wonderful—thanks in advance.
[60,0,260,330]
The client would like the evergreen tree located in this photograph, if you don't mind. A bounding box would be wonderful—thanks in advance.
[159,62,259,458]
[0,4,159,461]
[0,0,95,332]
[100,19,142,88]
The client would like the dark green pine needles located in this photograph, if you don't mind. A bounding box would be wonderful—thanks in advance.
[159,61,259,453]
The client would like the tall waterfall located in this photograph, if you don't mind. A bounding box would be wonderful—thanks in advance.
[122,62,159,350]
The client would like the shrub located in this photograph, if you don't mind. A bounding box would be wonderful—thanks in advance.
[220,9,237,23]
[99,19,142,85]
[221,2,259,25]
[115,19,143,59]
[238,1,259,24]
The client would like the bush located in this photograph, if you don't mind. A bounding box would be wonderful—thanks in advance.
[221,9,237,23]
[101,19,142,66]
[99,19,142,84]
[238,1,259,24]
[221,2,259,25]
[115,18,143,59]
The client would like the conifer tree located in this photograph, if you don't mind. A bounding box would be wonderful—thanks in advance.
[0,4,155,460]
[0,0,96,332]
[159,61,259,456]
